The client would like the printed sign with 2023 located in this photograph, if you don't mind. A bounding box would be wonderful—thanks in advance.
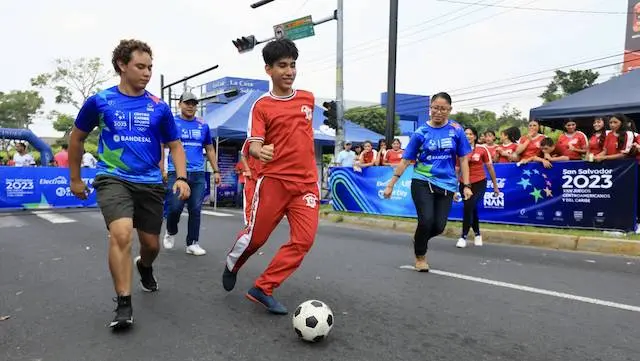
[329,160,637,231]
[0,167,98,210]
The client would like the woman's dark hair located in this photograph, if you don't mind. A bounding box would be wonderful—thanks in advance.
[112,39,153,74]
[502,126,520,143]
[262,38,299,66]
[378,139,387,148]
[363,140,372,147]
[464,126,479,145]
[392,138,401,144]
[431,92,452,105]
[593,117,607,149]
[484,130,496,137]
[607,113,631,150]
[528,119,540,126]
[563,119,576,126]
[540,137,554,147]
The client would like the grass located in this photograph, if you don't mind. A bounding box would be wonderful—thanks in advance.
[320,204,640,241]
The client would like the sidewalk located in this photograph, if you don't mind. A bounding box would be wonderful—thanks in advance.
[320,210,640,257]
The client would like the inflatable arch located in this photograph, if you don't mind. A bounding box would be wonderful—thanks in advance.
[0,128,54,165]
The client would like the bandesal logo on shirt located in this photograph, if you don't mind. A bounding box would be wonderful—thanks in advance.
[113,135,152,143]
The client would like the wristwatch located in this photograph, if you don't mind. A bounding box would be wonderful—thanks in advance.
[176,176,188,183]
[463,183,472,189]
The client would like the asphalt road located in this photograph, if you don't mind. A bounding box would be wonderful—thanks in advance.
[1,208,639,361]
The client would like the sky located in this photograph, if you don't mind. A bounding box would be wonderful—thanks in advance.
[0,0,631,137]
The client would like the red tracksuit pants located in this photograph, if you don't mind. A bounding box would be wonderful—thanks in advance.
[242,178,256,226]
[227,176,319,295]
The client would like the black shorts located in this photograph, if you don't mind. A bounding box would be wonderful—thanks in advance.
[93,175,165,235]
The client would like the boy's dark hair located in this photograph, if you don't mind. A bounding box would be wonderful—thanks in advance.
[540,137,554,148]
[262,39,299,66]
[61,143,68,150]
[112,39,153,74]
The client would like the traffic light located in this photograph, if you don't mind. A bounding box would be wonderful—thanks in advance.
[232,35,257,53]
[322,101,337,129]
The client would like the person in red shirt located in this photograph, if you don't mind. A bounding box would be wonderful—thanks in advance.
[482,130,498,160]
[511,119,545,162]
[595,114,634,162]
[587,117,607,161]
[495,127,520,163]
[239,139,262,226]
[383,138,404,166]
[54,143,69,167]
[520,137,569,168]
[375,139,387,166]
[556,120,588,160]
[222,39,319,315]
[456,126,500,249]
[357,140,377,168]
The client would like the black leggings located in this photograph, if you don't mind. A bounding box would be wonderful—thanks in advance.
[411,179,454,256]
[459,180,487,238]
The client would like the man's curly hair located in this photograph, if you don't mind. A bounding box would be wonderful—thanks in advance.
[111,39,153,74]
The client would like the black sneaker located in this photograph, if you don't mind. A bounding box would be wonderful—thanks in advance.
[109,295,133,329]
[222,265,237,292]
[134,256,158,292]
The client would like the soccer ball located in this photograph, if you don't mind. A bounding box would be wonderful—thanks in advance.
[292,300,334,342]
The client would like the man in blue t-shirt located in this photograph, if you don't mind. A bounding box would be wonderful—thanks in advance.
[161,91,221,256]
[68,39,191,330]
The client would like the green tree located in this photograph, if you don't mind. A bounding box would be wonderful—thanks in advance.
[343,106,400,136]
[540,69,599,103]
[450,109,497,131]
[496,104,528,130]
[31,57,113,110]
[0,90,45,129]
[32,57,112,141]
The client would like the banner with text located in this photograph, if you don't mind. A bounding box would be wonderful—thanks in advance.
[0,166,98,210]
[329,160,637,231]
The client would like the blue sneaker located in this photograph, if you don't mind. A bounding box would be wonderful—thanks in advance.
[245,287,288,315]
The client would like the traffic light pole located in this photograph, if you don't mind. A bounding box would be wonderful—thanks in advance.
[385,0,399,145]
[334,0,344,161]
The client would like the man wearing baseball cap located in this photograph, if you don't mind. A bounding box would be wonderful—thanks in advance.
[334,140,356,167]
[161,91,221,256]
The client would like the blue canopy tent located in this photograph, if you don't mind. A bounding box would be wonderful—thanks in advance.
[529,69,640,128]
[203,90,384,144]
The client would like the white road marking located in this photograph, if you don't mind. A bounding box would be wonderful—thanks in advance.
[201,210,233,217]
[32,211,76,224]
[0,216,27,229]
[399,265,640,313]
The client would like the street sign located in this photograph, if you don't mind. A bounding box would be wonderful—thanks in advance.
[273,15,315,41]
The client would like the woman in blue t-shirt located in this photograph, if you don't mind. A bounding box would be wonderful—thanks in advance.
[384,92,473,272]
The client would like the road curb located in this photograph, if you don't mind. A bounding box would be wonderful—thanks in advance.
[320,211,640,256]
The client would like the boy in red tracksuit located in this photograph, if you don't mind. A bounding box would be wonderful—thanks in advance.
[240,139,262,226]
[222,38,319,315]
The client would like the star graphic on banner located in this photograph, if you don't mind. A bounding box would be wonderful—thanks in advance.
[517,178,532,190]
[542,173,548,179]
[530,188,543,203]
[543,187,553,197]
[533,169,540,175]
[546,180,552,187]
[523,170,532,176]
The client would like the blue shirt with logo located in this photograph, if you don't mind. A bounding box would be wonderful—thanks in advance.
[167,116,212,172]
[403,120,472,192]
[74,86,179,184]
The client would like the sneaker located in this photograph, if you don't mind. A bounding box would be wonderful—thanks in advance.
[186,243,207,256]
[134,256,158,292]
[415,255,429,272]
[222,265,237,292]
[456,238,467,248]
[246,287,288,315]
[162,232,175,249]
[109,296,133,329]
[474,235,483,246]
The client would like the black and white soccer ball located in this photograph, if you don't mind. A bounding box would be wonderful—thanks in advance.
[292,300,334,342]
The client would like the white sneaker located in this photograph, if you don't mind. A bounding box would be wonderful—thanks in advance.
[163,232,175,249]
[186,243,207,256]
[456,238,467,248]
[474,235,483,246]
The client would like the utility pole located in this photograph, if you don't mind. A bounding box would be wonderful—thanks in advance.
[385,0,399,145]
[334,0,344,160]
